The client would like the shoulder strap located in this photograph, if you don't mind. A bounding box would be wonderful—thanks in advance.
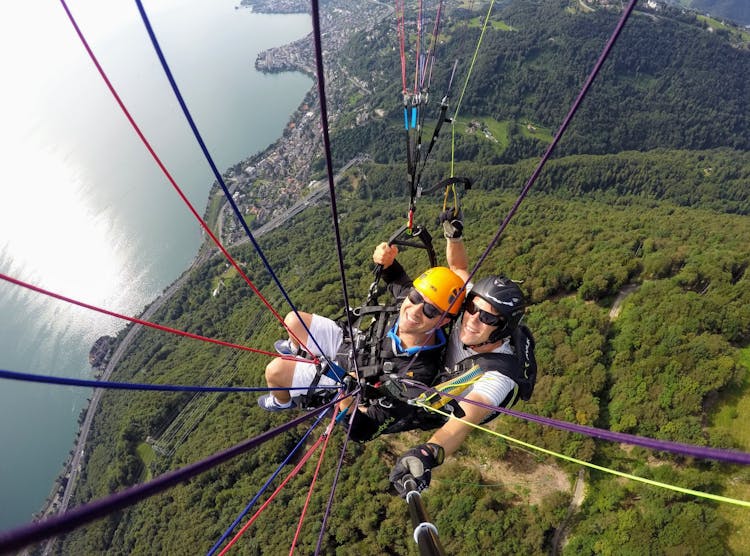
[339,305,399,380]
[455,324,537,402]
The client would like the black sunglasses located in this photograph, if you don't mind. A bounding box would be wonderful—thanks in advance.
[407,288,442,319]
[465,298,505,327]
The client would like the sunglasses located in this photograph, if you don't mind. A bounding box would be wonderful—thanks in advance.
[465,298,505,327]
[407,288,442,319]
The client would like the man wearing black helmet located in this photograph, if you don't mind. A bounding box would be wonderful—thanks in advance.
[385,211,537,495]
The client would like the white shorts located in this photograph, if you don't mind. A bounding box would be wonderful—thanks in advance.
[462,370,517,408]
[291,314,343,396]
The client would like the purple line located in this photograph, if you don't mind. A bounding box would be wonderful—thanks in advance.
[0,401,336,554]
[405,380,750,465]
[0,369,336,394]
[470,0,639,280]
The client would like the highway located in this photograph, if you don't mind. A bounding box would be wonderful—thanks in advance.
[38,155,367,554]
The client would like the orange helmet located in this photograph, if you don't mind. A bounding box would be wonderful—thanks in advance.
[413,266,466,316]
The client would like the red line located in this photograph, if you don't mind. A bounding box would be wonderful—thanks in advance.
[217,433,327,556]
[413,0,423,95]
[289,408,338,555]
[0,272,309,363]
[57,0,317,360]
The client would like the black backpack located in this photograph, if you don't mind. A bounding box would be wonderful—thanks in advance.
[451,323,537,405]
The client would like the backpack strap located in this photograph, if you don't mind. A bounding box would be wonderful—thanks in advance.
[448,324,537,405]
[341,305,399,381]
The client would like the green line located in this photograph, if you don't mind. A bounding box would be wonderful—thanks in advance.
[450,0,496,176]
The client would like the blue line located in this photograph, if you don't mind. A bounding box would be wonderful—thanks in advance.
[0,369,338,393]
[0,400,337,554]
[133,0,329,362]
[206,410,328,556]
[404,108,409,129]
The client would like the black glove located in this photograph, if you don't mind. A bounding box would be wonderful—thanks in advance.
[389,443,445,496]
[437,209,463,240]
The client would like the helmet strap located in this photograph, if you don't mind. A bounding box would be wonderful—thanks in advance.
[462,339,495,350]
[463,325,510,350]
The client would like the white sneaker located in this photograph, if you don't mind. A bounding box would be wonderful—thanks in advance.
[274,339,300,356]
[257,394,296,411]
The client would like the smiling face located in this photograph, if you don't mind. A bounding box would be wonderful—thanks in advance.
[459,296,502,348]
[398,289,444,336]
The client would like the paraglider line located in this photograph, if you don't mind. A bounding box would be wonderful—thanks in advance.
[134,0,325,360]
[0,272,307,362]
[216,428,330,555]
[314,392,360,555]
[418,403,750,508]
[206,410,329,556]
[0,369,337,395]
[309,0,360,379]
[0,401,337,555]
[469,0,639,281]
[405,380,750,466]
[290,407,339,555]
[57,0,318,362]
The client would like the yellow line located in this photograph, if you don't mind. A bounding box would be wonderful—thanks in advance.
[417,404,750,508]
[450,0,496,176]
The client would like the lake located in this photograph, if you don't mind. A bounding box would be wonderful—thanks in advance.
[0,0,311,529]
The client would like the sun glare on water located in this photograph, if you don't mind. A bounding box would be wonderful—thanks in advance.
[0,143,137,322]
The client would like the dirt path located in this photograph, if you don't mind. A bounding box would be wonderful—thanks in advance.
[551,469,586,555]
[609,284,639,320]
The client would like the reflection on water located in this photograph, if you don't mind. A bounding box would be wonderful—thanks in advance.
[0,145,137,309]
[0,0,311,528]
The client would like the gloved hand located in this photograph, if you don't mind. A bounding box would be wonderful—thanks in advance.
[437,209,463,240]
[389,443,445,496]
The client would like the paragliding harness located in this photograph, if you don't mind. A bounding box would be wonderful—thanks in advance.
[297,174,470,410]
[297,357,349,410]
[352,223,443,404]
[339,304,405,401]
[414,324,537,426]
[298,223,442,410]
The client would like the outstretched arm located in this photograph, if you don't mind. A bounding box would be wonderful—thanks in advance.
[388,391,494,495]
[426,392,494,456]
[446,237,469,282]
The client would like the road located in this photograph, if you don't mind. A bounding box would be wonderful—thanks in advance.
[220,154,370,243]
[39,155,368,554]
[551,469,586,555]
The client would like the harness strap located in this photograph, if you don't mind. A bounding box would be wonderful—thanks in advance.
[299,359,346,410]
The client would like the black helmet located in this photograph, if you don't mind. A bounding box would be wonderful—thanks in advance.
[467,276,526,343]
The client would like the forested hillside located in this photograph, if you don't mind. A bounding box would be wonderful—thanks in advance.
[56,192,750,554]
[54,1,750,554]
[333,0,748,167]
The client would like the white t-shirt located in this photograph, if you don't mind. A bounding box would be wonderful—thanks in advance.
[443,316,518,407]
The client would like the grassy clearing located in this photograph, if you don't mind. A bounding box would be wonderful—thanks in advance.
[211,264,238,296]
[710,347,750,446]
[466,16,516,31]
[136,442,155,481]
[710,346,750,553]
[518,121,554,143]
[696,14,750,45]
[480,118,511,150]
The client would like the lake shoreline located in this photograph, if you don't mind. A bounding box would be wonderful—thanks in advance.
[31,0,391,538]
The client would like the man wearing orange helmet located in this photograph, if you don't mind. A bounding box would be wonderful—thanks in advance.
[259,244,465,441]
[382,212,537,495]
